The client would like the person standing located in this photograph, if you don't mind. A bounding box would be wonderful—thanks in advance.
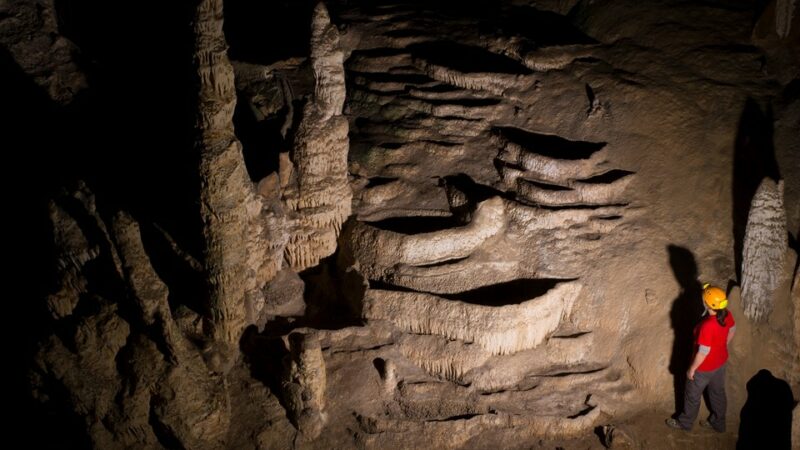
[666,284,736,432]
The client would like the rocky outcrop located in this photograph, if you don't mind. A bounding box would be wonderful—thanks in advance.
[741,178,787,321]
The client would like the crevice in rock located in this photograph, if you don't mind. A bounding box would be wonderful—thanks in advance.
[370,278,575,306]
[408,41,533,74]
[533,366,607,378]
[425,413,481,422]
[351,70,435,85]
[578,170,635,184]
[364,215,461,234]
[494,127,606,160]
[567,405,596,419]
[365,176,400,188]
[148,397,185,450]
[414,255,470,268]
[551,331,592,339]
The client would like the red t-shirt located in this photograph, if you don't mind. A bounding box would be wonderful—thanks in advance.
[695,312,735,371]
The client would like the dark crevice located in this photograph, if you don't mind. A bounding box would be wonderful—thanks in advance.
[578,169,635,184]
[365,176,400,188]
[410,83,462,93]
[533,202,629,211]
[551,331,591,339]
[370,278,576,306]
[567,405,596,419]
[383,28,432,38]
[594,215,623,221]
[349,47,411,59]
[407,41,533,74]
[351,70,436,85]
[532,366,607,378]
[518,178,573,191]
[406,96,501,107]
[233,91,286,182]
[494,127,606,160]
[139,221,207,317]
[425,413,481,422]
[378,142,405,149]
[149,397,186,450]
[442,173,511,204]
[364,215,461,234]
[414,256,469,268]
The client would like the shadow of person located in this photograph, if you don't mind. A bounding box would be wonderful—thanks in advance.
[737,369,796,450]
[667,245,705,415]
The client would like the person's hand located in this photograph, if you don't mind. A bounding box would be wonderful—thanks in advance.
[686,368,695,381]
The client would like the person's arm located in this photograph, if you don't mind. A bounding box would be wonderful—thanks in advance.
[687,346,709,380]
[727,325,736,346]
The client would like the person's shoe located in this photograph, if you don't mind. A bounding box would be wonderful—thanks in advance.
[665,418,687,430]
[699,419,724,433]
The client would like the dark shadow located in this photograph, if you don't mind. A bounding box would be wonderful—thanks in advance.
[667,245,705,415]
[239,325,290,398]
[223,0,315,65]
[494,126,606,160]
[737,369,795,450]
[2,45,93,450]
[732,98,780,281]
[406,40,533,74]
[369,278,575,306]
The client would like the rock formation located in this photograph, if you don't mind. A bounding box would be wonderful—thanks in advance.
[741,178,787,321]
[282,2,352,271]
[282,332,327,439]
[194,0,287,347]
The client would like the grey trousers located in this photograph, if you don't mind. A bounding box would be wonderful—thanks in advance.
[677,364,727,431]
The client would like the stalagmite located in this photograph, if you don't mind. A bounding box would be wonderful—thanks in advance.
[282,2,352,271]
[282,332,327,439]
[741,178,787,321]
[193,0,285,346]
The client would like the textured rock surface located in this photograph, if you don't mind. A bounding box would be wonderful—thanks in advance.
[0,0,87,103]
[194,0,287,346]
[741,178,787,321]
[283,2,352,271]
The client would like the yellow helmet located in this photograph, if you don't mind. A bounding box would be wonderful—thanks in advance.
[702,283,728,310]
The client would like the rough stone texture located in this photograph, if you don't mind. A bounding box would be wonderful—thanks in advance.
[0,0,87,103]
[282,332,327,440]
[363,282,581,356]
[741,178,787,321]
[32,187,240,449]
[282,2,352,271]
[193,0,287,346]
